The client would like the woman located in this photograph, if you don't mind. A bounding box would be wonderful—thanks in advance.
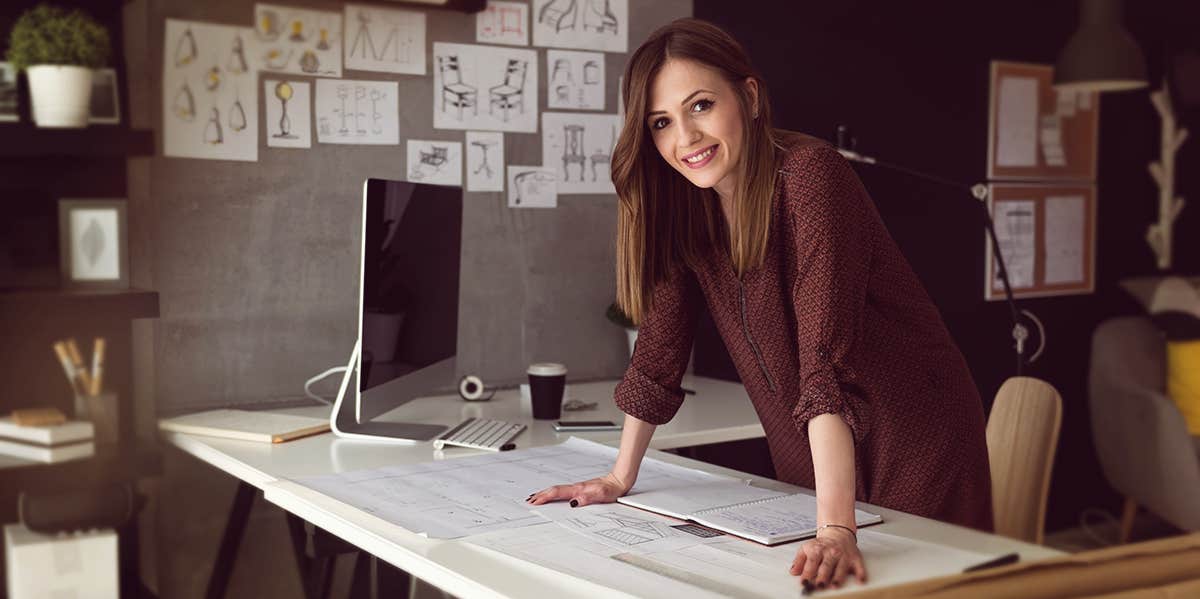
[529,18,992,590]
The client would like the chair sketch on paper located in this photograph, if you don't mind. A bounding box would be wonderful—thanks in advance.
[409,145,449,181]
[583,0,618,34]
[471,139,498,179]
[439,56,478,121]
[539,0,578,33]
[489,59,528,122]
[588,124,614,181]
[562,124,587,181]
[512,170,555,205]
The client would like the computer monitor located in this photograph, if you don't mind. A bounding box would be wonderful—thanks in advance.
[330,178,462,442]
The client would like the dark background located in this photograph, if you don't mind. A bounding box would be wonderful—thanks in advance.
[691,0,1200,532]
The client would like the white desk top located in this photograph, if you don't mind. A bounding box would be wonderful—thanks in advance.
[162,374,1062,598]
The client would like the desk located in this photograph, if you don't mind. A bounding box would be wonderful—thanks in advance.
[162,375,1062,598]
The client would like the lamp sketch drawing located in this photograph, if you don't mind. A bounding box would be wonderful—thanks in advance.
[273,81,295,139]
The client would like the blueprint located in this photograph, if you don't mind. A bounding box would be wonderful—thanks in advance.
[292,437,728,539]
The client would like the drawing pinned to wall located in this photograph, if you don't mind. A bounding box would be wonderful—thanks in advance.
[542,112,620,194]
[476,1,528,47]
[547,50,604,110]
[314,78,399,145]
[163,19,258,162]
[406,140,463,187]
[344,4,425,75]
[992,199,1036,290]
[466,131,504,192]
[253,4,342,77]
[433,43,539,133]
[265,79,311,148]
[532,0,627,53]
[508,166,557,208]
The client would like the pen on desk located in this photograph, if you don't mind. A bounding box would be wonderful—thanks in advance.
[962,552,1018,573]
[90,337,106,396]
[681,387,696,395]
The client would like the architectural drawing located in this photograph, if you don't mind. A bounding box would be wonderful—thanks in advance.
[344,4,426,75]
[163,19,258,162]
[466,131,504,192]
[542,112,620,194]
[507,166,556,208]
[252,4,342,77]
[314,79,399,145]
[407,140,463,187]
[532,0,627,53]
[433,43,538,133]
[547,50,604,110]
[475,1,528,47]
[265,79,311,148]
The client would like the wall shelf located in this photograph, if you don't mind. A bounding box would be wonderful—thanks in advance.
[0,288,160,321]
[0,125,154,158]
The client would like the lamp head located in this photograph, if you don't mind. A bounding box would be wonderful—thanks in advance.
[1053,0,1148,93]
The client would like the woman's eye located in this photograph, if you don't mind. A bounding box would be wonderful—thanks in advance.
[650,117,669,130]
[691,99,713,113]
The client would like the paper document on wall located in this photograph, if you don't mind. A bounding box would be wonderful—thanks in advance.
[1043,195,1086,285]
[293,437,727,539]
[995,76,1038,167]
[993,200,1036,289]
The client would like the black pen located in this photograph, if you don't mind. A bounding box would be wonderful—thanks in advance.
[963,552,1018,573]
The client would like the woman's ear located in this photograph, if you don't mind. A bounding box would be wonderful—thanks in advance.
[744,77,760,119]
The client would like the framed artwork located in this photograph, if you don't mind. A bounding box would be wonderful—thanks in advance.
[985,183,1096,300]
[0,62,18,122]
[89,68,121,124]
[58,199,129,289]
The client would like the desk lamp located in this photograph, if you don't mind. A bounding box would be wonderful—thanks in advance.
[833,125,1045,375]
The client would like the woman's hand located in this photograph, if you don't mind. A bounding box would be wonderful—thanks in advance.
[526,472,632,507]
[789,527,867,590]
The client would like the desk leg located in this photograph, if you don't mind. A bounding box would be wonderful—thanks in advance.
[204,481,256,599]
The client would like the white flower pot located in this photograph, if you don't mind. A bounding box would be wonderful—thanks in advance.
[26,65,94,128]
[625,328,638,358]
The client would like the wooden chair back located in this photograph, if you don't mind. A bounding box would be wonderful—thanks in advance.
[986,376,1063,544]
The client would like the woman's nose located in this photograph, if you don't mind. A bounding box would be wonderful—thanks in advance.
[676,120,702,148]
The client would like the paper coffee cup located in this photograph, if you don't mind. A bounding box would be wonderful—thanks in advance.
[527,363,567,420]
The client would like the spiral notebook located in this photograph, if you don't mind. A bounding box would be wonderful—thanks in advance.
[617,480,882,545]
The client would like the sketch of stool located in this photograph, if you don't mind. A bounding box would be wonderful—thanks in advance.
[589,124,615,181]
[471,139,497,178]
[562,124,586,181]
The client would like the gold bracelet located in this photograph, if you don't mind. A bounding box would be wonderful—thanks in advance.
[816,523,857,540]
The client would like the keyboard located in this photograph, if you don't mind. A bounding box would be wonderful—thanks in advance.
[433,418,526,452]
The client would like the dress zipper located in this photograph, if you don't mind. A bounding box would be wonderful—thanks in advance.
[738,280,778,393]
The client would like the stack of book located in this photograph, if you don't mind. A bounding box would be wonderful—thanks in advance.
[0,417,95,463]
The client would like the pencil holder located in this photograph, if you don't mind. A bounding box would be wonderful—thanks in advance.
[78,392,119,444]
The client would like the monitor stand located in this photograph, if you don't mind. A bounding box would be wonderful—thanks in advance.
[329,339,448,443]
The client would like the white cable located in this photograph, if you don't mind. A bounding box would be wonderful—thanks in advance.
[304,366,348,405]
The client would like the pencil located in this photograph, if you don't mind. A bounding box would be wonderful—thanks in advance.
[91,337,106,396]
[52,341,84,396]
[66,338,93,396]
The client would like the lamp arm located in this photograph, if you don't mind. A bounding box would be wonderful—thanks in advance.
[837,150,1033,375]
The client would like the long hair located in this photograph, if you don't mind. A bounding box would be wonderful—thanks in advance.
[613,18,779,325]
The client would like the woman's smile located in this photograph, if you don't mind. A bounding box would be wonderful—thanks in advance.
[682,144,719,169]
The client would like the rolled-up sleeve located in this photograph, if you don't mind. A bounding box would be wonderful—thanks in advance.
[787,145,875,445]
[613,266,701,425]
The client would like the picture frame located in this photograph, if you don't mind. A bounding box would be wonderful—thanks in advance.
[0,62,18,122]
[58,199,128,289]
[88,67,121,125]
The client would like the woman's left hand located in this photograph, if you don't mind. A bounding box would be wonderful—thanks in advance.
[789,527,867,590]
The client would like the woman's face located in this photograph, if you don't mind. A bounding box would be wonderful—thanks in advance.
[646,59,755,198]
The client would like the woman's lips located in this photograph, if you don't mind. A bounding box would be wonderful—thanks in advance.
[682,144,718,169]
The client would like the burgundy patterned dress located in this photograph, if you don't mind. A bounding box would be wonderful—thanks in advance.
[614,133,993,531]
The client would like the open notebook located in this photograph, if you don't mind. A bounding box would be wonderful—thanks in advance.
[617,480,882,545]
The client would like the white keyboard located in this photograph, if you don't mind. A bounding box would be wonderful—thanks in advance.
[433,418,525,452]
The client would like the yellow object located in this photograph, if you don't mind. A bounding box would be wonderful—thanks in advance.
[275,81,293,102]
[1167,340,1200,435]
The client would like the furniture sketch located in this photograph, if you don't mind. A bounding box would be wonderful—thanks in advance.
[410,145,448,180]
[583,0,617,34]
[539,0,578,33]
[438,55,477,120]
[513,170,555,205]
[586,125,615,181]
[583,60,600,84]
[562,124,587,181]
[471,139,497,178]
[551,58,573,83]
[1090,316,1200,541]
[555,85,571,103]
[482,5,524,37]
[985,376,1062,545]
[489,60,528,123]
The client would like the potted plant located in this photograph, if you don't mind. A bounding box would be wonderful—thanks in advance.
[606,302,637,358]
[6,4,110,128]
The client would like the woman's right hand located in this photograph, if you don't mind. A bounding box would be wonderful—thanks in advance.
[526,472,632,507]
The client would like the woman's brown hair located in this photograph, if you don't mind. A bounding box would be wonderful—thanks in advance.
[613,18,779,325]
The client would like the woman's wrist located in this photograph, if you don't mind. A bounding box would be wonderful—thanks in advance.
[605,470,635,493]
[815,523,857,541]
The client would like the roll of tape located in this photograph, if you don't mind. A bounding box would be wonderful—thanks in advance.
[459,375,487,401]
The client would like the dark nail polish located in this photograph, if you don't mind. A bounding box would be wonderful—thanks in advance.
[818,582,826,590]
[801,580,813,592]
[569,499,579,507]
